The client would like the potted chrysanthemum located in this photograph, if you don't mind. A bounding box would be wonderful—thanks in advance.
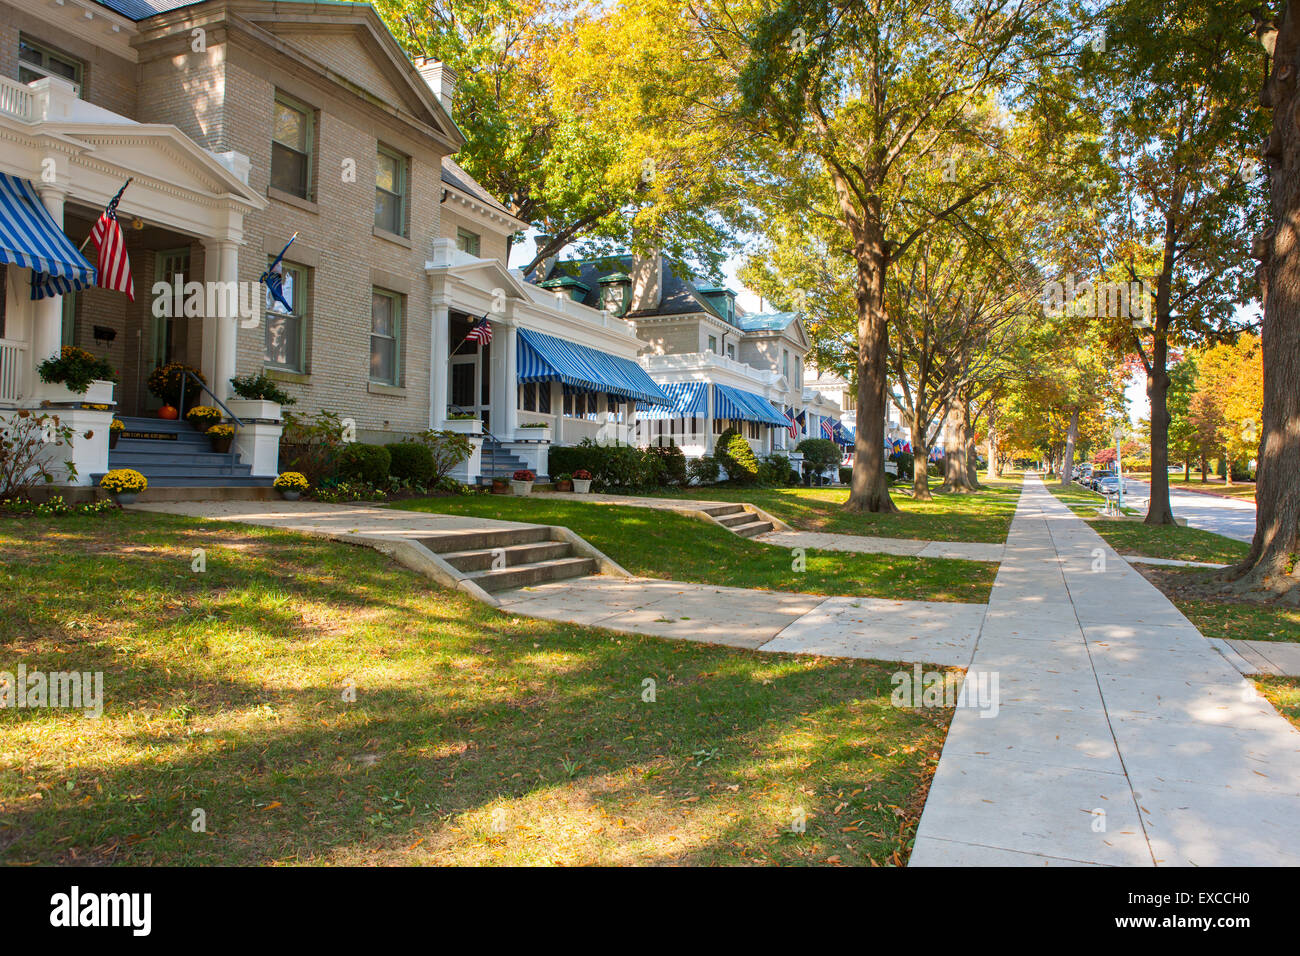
[273,471,309,500]
[571,469,593,494]
[99,468,147,505]
[109,417,125,449]
[207,423,235,453]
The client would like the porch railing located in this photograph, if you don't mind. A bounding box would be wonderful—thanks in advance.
[176,369,244,431]
[0,76,33,122]
[0,338,26,403]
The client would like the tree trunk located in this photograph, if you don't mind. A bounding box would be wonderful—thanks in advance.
[910,420,932,501]
[1219,2,1300,598]
[987,409,999,479]
[1225,457,1234,486]
[940,396,978,492]
[1184,459,1190,481]
[965,411,980,488]
[847,236,898,513]
[1199,456,1207,481]
[1060,408,1079,488]
[1144,339,1176,524]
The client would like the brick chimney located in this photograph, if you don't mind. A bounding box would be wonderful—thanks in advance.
[415,57,457,115]
[629,252,662,313]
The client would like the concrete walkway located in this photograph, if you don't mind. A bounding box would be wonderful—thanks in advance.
[1212,638,1300,677]
[910,474,1300,866]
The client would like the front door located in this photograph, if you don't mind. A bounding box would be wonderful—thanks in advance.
[148,248,191,409]
[449,342,491,430]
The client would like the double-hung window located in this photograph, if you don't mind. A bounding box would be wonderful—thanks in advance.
[264,260,308,372]
[370,289,402,385]
[19,37,82,91]
[375,146,408,235]
[271,93,314,199]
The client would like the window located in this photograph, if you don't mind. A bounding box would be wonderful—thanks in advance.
[19,37,82,91]
[375,146,408,235]
[726,343,735,360]
[782,349,790,379]
[538,382,551,414]
[456,228,481,257]
[707,335,718,353]
[520,382,537,412]
[264,260,308,372]
[271,93,313,199]
[370,289,402,385]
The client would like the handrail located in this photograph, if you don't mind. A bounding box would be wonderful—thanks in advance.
[177,370,245,429]
[446,403,502,445]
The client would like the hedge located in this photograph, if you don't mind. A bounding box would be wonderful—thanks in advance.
[386,441,437,485]
[336,443,391,484]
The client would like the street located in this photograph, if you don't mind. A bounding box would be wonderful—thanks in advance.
[1123,477,1257,543]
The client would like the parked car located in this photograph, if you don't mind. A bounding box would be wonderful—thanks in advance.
[1097,475,1129,495]
[1089,470,1112,490]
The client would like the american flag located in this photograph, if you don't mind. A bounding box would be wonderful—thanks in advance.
[820,418,834,440]
[465,316,493,345]
[90,180,134,301]
[784,408,799,439]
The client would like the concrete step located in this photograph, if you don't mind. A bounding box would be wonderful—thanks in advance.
[466,556,597,592]
[731,520,774,537]
[92,473,271,488]
[702,503,746,518]
[440,540,572,572]
[714,511,756,528]
[110,448,244,467]
[416,526,553,554]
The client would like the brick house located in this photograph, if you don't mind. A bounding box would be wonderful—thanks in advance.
[0,0,666,488]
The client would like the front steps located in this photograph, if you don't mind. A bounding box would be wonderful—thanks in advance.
[700,502,774,537]
[478,439,531,481]
[418,525,597,592]
[95,416,273,489]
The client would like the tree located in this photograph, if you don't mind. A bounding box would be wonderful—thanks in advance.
[1165,356,1200,479]
[691,0,1068,512]
[1193,333,1264,483]
[374,0,743,274]
[1076,0,1266,525]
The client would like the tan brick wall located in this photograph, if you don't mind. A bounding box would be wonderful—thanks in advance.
[439,205,511,267]
[0,4,136,117]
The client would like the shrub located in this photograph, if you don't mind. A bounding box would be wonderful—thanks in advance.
[839,466,852,483]
[314,481,387,503]
[229,373,296,405]
[100,469,147,494]
[37,346,117,394]
[409,429,473,482]
[721,433,759,484]
[0,410,79,497]
[386,441,437,485]
[890,451,914,480]
[797,438,841,473]
[687,455,720,485]
[185,406,222,431]
[147,362,205,407]
[647,442,688,486]
[279,409,348,485]
[336,443,391,484]
[758,453,795,486]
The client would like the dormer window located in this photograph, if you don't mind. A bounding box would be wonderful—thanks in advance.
[598,272,632,316]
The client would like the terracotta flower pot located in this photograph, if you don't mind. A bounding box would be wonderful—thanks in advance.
[491,479,509,495]
[158,405,179,420]
[210,435,233,453]
[555,480,573,492]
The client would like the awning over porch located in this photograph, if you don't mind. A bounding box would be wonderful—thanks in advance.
[713,384,789,427]
[635,380,708,419]
[517,327,672,405]
[0,174,97,299]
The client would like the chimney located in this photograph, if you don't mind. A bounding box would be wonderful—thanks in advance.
[629,252,662,313]
[416,57,457,114]
[530,234,558,283]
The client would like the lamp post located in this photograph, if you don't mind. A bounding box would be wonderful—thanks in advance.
[1112,424,1125,512]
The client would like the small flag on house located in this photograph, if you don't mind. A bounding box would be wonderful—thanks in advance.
[465,316,493,345]
[90,178,134,301]
[260,232,298,312]
[784,408,799,439]
[820,418,835,440]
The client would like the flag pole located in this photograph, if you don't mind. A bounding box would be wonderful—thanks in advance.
[77,178,132,253]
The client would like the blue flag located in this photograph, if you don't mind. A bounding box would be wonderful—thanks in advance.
[260,232,298,312]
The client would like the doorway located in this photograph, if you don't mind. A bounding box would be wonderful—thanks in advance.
[146,248,191,410]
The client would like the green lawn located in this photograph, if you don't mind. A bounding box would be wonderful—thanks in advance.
[396,496,996,603]
[631,473,1023,544]
[1134,566,1300,644]
[1167,474,1258,502]
[1048,484,1250,565]
[0,512,952,866]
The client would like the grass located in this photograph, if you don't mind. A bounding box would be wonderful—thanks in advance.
[629,473,1024,544]
[0,512,953,866]
[1134,566,1300,644]
[1256,677,1300,730]
[1047,484,1250,565]
[395,496,996,603]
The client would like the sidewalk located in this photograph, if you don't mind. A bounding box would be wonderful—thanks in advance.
[910,475,1300,866]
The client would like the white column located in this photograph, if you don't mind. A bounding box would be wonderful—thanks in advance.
[31,183,69,366]
[491,323,518,438]
[200,245,218,385]
[204,239,238,402]
[429,300,449,429]
[704,384,715,455]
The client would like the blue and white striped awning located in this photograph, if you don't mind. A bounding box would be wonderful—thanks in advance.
[517,327,672,406]
[713,384,789,427]
[0,174,96,300]
[636,380,708,419]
